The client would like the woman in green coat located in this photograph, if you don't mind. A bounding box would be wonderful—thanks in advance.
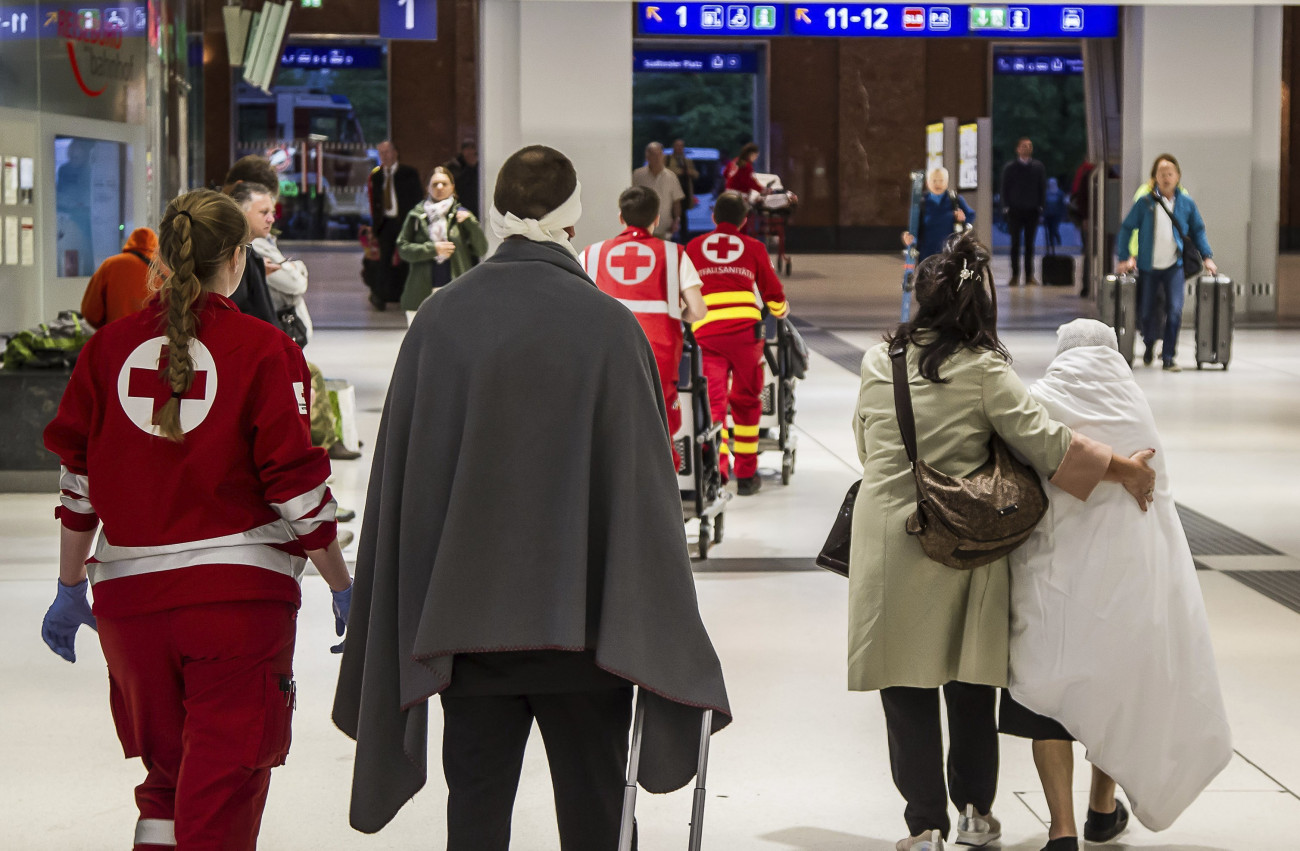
[849,233,1157,851]
[397,166,488,325]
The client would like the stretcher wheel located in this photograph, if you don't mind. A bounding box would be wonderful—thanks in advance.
[783,257,793,276]
[698,518,711,560]
[781,449,795,485]
[1196,362,1203,370]
[713,511,725,544]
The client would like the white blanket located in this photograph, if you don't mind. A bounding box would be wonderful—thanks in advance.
[1009,345,1232,831]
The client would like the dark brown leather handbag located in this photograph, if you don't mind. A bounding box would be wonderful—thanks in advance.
[890,342,1048,569]
[816,481,859,577]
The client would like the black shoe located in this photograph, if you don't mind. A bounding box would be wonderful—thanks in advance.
[1083,799,1129,843]
[368,292,387,311]
[737,476,762,496]
[1142,345,1154,366]
[1008,275,1021,286]
[1041,838,1078,851]
[1026,277,1040,286]
[335,507,356,524]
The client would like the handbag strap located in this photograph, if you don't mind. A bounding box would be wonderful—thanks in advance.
[888,342,920,467]
[1152,190,1189,242]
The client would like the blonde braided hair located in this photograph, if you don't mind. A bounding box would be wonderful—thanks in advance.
[150,189,249,441]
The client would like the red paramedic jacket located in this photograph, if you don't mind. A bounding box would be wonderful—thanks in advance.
[686,222,789,339]
[43,293,337,618]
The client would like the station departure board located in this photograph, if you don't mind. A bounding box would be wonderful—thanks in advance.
[636,3,1119,39]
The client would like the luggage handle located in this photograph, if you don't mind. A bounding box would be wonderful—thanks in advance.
[618,692,715,851]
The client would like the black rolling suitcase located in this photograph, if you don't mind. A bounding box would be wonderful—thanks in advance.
[1098,273,1138,365]
[619,696,715,850]
[1041,243,1075,287]
[1194,273,1234,370]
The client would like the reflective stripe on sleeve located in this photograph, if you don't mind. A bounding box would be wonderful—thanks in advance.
[766,300,790,317]
[135,818,176,846]
[270,483,337,539]
[58,466,95,515]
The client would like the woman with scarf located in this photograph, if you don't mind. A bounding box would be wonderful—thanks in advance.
[397,166,488,326]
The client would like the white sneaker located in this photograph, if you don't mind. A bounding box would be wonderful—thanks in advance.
[955,804,1001,846]
[897,829,945,851]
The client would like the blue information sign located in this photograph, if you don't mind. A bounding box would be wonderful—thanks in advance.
[281,46,384,69]
[380,0,437,41]
[635,50,758,74]
[994,54,1083,75]
[636,3,1118,38]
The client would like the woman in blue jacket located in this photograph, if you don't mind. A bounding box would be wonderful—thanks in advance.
[1116,155,1216,371]
[903,167,975,262]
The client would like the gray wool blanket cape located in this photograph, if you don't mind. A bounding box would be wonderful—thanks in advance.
[332,238,732,833]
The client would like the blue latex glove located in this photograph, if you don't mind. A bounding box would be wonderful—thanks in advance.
[42,579,98,663]
[330,584,352,654]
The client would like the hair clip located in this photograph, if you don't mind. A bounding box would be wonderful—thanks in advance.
[957,259,976,288]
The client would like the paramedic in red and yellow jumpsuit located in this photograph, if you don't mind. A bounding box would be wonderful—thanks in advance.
[686,191,790,495]
[581,185,706,468]
[40,190,354,851]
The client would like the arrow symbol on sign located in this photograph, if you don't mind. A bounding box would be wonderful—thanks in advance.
[647,6,662,22]
[795,7,811,23]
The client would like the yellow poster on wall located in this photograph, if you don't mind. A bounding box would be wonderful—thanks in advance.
[926,123,944,175]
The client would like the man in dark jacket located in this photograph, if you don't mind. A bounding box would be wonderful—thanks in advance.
[368,140,423,309]
[334,145,731,847]
[1001,137,1047,285]
[443,140,480,219]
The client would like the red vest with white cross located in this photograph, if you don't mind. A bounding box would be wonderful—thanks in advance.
[581,228,685,359]
[686,222,788,339]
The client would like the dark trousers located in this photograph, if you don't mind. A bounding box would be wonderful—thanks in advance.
[1006,207,1041,280]
[880,682,999,838]
[374,217,408,302]
[441,687,634,851]
[1137,265,1186,363]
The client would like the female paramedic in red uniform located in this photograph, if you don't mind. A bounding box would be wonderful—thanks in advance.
[41,188,353,851]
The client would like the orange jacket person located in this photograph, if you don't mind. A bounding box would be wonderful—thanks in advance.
[42,190,353,850]
[80,227,158,328]
[686,191,789,495]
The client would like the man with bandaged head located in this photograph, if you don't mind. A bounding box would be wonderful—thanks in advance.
[333,145,731,849]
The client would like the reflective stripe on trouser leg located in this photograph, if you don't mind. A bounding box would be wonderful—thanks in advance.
[724,338,765,481]
[135,818,176,847]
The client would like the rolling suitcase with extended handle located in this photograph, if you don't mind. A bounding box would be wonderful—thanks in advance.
[618,695,715,851]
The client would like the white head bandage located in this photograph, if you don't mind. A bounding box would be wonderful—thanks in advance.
[489,180,583,258]
[1055,318,1119,357]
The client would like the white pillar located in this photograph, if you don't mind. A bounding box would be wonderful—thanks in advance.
[1250,6,1282,313]
[479,0,632,253]
[1122,5,1281,317]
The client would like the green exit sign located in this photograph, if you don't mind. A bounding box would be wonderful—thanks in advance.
[301,0,321,8]
[969,6,1008,30]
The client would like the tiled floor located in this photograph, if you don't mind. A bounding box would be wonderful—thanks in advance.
[2,250,1298,849]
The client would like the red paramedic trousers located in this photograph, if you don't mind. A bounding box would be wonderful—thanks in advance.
[700,333,764,481]
[97,600,297,850]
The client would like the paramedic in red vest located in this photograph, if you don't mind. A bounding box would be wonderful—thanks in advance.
[686,191,790,495]
[41,189,354,851]
[580,186,706,466]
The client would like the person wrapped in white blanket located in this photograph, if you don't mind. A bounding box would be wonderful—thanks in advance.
[1005,318,1231,851]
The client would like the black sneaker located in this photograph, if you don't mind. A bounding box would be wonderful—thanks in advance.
[1083,799,1129,843]
[1142,345,1154,366]
[368,292,387,311]
[737,476,762,496]
[1041,838,1078,851]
